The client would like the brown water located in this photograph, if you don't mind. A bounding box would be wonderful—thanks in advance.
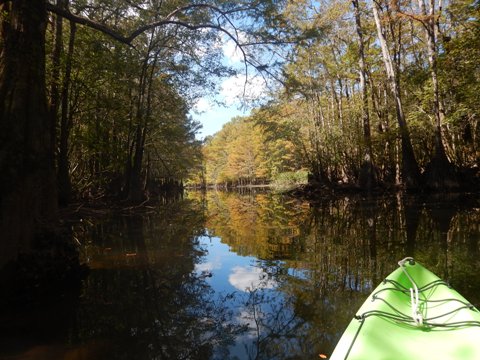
[1,191,479,359]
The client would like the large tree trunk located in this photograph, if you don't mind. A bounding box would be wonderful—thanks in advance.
[353,0,377,191]
[372,0,421,190]
[126,43,159,203]
[49,1,62,168]
[417,0,459,190]
[0,0,58,268]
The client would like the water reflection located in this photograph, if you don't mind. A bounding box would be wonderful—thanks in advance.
[191,191,480,358]
[74,203,245,360]
[1,192,479,359]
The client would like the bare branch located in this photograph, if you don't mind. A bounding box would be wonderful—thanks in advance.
[46,3,131,45]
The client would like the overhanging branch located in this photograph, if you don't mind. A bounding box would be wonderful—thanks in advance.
[46,3,131,45]
[45,2,250,47]
[45,1,279,99]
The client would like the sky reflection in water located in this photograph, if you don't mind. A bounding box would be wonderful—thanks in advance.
[195,235,278,293]
[194,235,289,359]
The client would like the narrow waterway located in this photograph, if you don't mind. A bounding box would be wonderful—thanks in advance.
[1,191,479,359]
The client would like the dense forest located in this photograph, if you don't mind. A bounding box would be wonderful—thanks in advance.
[0,0,479,281]
[0,0,285,270]
[197,0,479,192]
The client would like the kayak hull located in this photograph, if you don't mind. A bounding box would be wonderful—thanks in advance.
[330,259,480,359]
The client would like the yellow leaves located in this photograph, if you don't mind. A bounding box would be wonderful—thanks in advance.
[203,191,312,260]
[203,116,270,185]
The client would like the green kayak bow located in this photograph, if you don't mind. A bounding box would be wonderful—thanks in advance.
[330,257,480,359]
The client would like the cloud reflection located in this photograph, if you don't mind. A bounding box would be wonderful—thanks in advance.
[228,266,276,292]
[195,256,222,273]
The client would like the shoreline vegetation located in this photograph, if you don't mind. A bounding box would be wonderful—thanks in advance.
[187,167,480,196]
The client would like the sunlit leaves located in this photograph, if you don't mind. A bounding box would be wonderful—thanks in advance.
[200,111,305,186]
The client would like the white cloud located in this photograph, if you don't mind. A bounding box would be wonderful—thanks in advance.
[195,255,222,273]
[220,75,267,106]
[222,31,247,64]
[228,266,276,292]
[193,97,212,113]
[223,41,244,63]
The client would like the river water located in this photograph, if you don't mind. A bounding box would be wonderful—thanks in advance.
[1,191,479,359]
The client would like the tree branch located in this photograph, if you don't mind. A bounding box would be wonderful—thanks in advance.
[45,2,252,45]
[46,2,131,45]
[46,1,275,99]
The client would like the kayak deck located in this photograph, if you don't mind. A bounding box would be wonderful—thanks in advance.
[330,258,480,359]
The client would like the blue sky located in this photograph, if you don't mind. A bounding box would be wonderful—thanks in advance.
[190,33,267,140]
[193,102,249,139]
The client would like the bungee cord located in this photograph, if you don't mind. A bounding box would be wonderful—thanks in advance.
[398,257,424,326]
[341,258,480,360]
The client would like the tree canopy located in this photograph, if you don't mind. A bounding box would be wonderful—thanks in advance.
[0,0,288,266]
[195,0,480,191]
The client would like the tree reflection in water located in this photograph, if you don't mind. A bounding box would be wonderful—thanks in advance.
[199,191,480,359]
[74,202,247,360]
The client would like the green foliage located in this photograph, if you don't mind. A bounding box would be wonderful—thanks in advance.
[271,170,309,191]
[39,0,480,196]
[196,0,479,189]
[44,0,259,198]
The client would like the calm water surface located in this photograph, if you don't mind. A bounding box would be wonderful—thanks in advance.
[1,191,480,359]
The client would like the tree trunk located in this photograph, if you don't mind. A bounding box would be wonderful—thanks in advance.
[49,2,62,167]
[372,0,421,190]
[126,42,160,203]
[417,0,459,190]
[352,0,377,191]
[125,42,150,201]
[128,123,147,203]
[0,0,57,268]
[58,21,76,205]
